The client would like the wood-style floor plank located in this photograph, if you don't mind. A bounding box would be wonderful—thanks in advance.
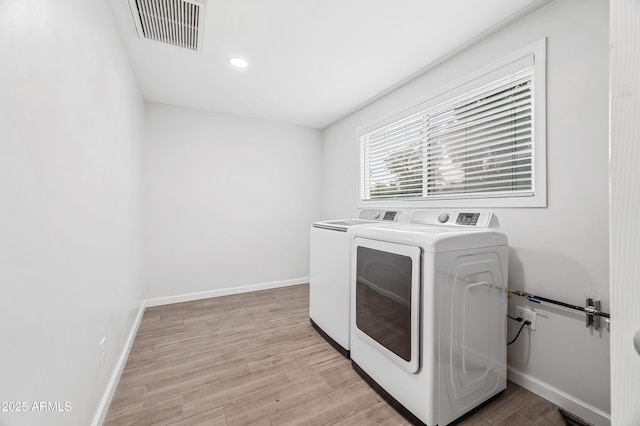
[104,284,565,426]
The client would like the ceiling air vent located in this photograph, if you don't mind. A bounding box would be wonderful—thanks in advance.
[128,0,207,52]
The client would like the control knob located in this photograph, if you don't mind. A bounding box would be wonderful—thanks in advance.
[438,213,450,223]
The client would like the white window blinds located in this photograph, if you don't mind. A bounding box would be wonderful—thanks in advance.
[360,66,535,202]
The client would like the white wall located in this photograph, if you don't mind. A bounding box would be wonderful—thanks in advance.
[0,1,145,425]
[322,0,610,424]
[143,103,322,301]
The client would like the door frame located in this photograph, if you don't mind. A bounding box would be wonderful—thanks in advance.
[609,0,640,423]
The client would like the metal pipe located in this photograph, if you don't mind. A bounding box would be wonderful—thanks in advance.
[508,289,611,318]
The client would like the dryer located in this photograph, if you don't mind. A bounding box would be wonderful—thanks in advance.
[350,209,508,426]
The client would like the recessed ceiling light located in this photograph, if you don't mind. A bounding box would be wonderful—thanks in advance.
[229,57,248,69]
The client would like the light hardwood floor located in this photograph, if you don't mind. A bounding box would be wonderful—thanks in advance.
[104,284,566,426]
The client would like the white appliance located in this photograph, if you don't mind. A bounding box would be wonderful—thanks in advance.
[350,209,508,426]
[309,209,405,356]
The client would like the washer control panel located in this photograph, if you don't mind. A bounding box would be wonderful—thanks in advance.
[358,209,405,222]
[383,211,398,221]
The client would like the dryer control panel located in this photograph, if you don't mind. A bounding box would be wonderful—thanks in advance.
[456,212,481,226]
[410,209,493,228]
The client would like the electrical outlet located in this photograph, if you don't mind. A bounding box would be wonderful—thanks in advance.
[99,338,106,368]
[515,306,537,331]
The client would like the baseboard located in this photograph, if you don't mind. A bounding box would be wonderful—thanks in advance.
[144,277,309,307]
[91,303,145,426]
[507,368,610,426]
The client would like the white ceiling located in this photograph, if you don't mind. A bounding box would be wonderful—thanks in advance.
[109,0,550,129]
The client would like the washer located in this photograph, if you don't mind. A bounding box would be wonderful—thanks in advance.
[309,209,405,356]
[350,209,508,426]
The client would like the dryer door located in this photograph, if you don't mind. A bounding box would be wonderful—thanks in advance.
[354,237,421,373]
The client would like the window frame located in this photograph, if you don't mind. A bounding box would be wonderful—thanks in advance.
[357,39,547,208]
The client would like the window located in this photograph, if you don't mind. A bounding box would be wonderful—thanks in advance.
[359,40,546,207]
